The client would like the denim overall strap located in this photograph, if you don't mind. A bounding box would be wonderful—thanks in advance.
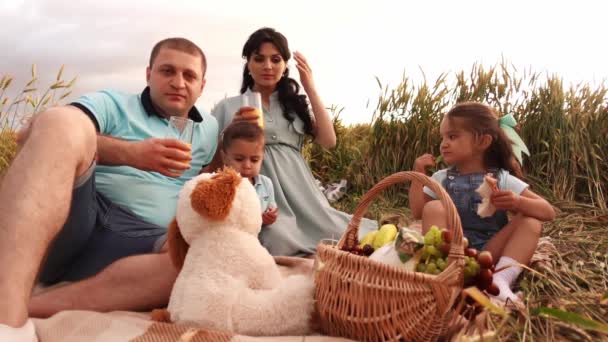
[444,168,509,250]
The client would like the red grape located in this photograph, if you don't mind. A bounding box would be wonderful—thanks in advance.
[477,251,494,269]
[362,244,374,256]
[465,248,478,258]
[439,242,450,256]
[477,269,493,290]
[441,229,453,244]
[486,283,500,296]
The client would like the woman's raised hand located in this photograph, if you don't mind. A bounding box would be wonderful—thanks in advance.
[293,51,315,94]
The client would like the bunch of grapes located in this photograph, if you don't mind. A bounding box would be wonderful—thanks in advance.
[415,227,500,297]
[416,226,452,275]
[459,247,500,319]
[464,247,499,296]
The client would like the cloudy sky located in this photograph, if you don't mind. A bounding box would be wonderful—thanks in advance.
[1,0,606,124]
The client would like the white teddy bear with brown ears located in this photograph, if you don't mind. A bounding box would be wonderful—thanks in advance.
[158,167,315,336]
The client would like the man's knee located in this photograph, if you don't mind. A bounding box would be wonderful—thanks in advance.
[30,107,96,170]
[32,107,95,144]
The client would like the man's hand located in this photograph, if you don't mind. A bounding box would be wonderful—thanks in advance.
[491,190,521,211]
[132,138,192,177]
[413,153,436,173]
[262,207,279,225]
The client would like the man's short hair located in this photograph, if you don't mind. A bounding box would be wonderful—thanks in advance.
[149,37,207,76]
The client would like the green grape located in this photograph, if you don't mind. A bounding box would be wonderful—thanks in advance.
[426,262,438,274]
[416,263,426,273]
[430,226,441,239]
[426,245,440,258]
[421,248,431,260]
[432,230,443,248]
[424,233,435,246]
[436,258,447,271]
[469,259,481,275]
[464,264,477,278]
[424,226,441,246]
[431,268,441,275]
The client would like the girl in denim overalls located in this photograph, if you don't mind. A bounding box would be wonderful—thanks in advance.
[409,102,555,303]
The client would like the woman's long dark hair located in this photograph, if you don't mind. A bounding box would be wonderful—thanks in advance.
[446,102,523,178]
[240,27,314,136]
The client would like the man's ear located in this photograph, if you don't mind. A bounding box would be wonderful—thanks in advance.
[146,66,151,85]
[200,78,206,93]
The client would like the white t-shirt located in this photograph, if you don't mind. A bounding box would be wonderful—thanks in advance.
[423,168,528,199]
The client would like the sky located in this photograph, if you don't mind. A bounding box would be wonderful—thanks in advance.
[1,0,607,124]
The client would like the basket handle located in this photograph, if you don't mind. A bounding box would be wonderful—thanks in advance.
[337,171,465,263]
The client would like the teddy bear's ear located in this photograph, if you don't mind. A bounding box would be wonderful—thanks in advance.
[167,217,189,270]
[190,167,241,221]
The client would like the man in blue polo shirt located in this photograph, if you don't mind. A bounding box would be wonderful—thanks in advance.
[0,37,217,341]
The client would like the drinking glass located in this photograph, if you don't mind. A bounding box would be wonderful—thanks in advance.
[166,116,194,144]
[240,92,264,128]
[165,116,194,173]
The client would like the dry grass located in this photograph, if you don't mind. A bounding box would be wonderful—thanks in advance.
[0,65,74,176]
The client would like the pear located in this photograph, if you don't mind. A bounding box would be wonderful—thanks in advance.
[373,224,398,249]
[358,230,378,248]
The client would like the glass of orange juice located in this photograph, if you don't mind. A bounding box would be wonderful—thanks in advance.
[240,91,264,128]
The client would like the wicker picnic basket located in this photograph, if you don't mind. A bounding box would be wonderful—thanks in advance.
[314,171,465,341]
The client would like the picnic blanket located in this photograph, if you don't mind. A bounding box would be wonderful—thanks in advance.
[33,310,353,342]
[32,256,354,341]
[31,239,557,341]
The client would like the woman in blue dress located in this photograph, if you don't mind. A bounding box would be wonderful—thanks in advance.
[212,27,376,256]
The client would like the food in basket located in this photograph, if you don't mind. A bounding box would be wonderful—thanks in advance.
[361,244,375,256]
[416,225,450,275]
[368,227,424,271]
[413,226,500,297]
[477,251,493,269]
[372,223,398,249]
[357,230,378,248]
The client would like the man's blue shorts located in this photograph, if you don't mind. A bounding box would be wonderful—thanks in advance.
[38,162,168,285]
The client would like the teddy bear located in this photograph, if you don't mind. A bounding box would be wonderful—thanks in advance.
[161,167,315,336]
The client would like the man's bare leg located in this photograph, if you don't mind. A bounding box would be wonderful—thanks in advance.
[0,107,96,327]
[29,250,178,317]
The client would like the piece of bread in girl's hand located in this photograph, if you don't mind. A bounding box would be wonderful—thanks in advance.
[476,174,499,218]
